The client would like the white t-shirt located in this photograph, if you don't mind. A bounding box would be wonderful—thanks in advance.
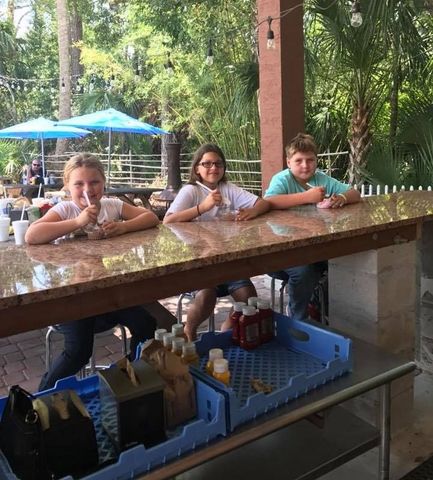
[52,197,124,224]
[165,182,258,221]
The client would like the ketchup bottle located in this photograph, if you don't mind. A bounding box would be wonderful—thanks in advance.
[239,306,260,350]
[231,301,246,345]
[257,299,274,343]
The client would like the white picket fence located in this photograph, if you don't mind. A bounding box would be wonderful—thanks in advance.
[358,184,433,197]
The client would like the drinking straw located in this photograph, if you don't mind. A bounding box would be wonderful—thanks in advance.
[20,204,26,221]
[195,180,213,193]
[37,183,42,198]
[83,191,91,207]
[195,181,231,206]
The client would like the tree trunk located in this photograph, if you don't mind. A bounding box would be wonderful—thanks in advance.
[56,0,72,157]
[348,100,371,186]
[69,0,83,93]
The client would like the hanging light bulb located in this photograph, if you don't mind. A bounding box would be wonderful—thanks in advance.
[350,0,363,28]
[205,39,214,66]
[164,52,175,75]
[266,17,275,49]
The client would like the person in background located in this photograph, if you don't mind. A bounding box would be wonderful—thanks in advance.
[264,133,361,322]
[26,153,160,391]
[163,143,270,340]
[26,158,44,185]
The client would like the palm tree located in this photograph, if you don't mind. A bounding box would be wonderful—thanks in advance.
[305,0,429,186]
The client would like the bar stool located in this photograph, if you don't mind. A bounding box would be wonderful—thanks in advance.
[269,271,328,325]
[45,324,128,377]
[176,292,216,332]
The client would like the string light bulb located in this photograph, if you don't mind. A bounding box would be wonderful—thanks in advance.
[61,78,66,93]
[164,52,175,75]
[205,39,214,66]
[266,17,275,49]
[350,0,363,28]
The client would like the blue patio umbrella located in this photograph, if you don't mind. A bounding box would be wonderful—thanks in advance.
[0,117,91,178]
[57,108,169,185]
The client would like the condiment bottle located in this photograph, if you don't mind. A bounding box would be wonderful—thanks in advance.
[154,328,167,341]
[231,301,246,346]
[171,337,185,356]
[257,299,274,343]
[181,342,200,366]
[172,323,187,340]
[247,297,259,309]
[162,332,175,351]
[212,358,230,386]
[239,305,260,350]
[206,348,224,375]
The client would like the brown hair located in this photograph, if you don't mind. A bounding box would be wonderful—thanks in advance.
[63,153,106,185]
[285,133,318,159]
[188,143,227,184]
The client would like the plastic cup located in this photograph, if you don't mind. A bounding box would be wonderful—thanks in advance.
[12,220,29,246]
[44,177,49,185]
[0,216,10,242]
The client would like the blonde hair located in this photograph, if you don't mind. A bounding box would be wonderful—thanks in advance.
[285,133,318,159]
[63,153,106,185]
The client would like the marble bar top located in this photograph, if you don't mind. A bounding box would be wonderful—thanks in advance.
[1,191,433,314]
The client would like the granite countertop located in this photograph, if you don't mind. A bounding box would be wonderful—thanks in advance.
[1,191,433,311]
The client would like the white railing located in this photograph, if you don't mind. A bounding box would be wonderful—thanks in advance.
[357,184,433,197]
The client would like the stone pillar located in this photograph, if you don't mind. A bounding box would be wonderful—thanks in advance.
[328,242,417,433]
[258,0,304,191]
[420,221,433,373]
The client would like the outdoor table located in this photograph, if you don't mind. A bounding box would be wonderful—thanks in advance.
[105,186,163,210]
[0,190,431,479]
[3,182,63,200]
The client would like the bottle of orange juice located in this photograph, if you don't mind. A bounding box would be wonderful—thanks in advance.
[206,348,223,375]
[212,358,230,386]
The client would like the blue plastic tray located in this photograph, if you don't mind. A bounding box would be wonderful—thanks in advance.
[192,313,352,431]
[0,373,226,480]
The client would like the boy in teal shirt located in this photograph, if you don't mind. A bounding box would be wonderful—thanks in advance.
[264,133,360,321]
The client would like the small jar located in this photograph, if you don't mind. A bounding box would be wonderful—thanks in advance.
[172,323,187,339]
[162,332,175,351]
[212,358,230,386]
[171,337,185,356]
[206,348,224,375]
[154,328,167,341]
[181,342,200,366]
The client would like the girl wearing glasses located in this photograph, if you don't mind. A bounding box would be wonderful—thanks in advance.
[163,143,269,340]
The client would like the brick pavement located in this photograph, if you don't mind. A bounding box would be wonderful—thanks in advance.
[0,275,276,397]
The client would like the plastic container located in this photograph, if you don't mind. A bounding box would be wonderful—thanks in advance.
[162,332,175,351]
[257,299,274,343]
[171,337,186,356]
[172,323,187,340]
[191,312,353,431]
[230,302,246,346]
[212,359,230,386]
[154,328,167,341]
[206,348,224,375]
[0,374,226,480]
[182,342,200,366]
[239,306,260,350]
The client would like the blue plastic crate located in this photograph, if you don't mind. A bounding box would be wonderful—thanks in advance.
[191,313,352,431]
[0,373,226,480]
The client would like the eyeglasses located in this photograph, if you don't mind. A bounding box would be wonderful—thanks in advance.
[198,161,224,169]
